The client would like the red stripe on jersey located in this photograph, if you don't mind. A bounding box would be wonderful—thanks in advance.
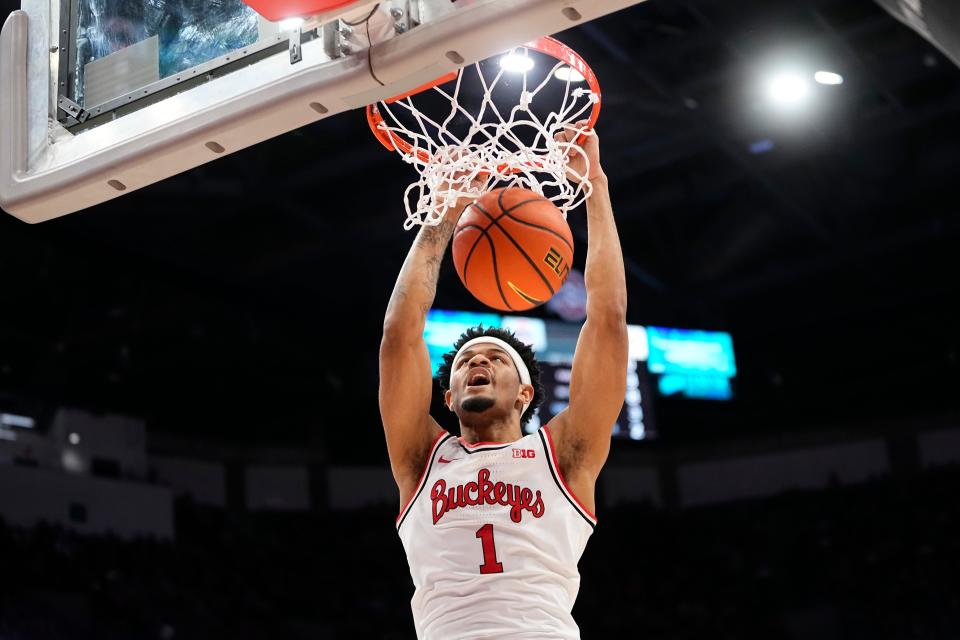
[396,431,448,524]
[543,425,598,524]
[459,438,511,448]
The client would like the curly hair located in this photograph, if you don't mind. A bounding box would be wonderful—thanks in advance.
[435,325,545,427]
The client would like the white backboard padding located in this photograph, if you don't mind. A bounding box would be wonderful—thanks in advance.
[1,0,647,223]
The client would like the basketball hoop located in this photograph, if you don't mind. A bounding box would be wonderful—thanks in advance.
[367,37,602,230]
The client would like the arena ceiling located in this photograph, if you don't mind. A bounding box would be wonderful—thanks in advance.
[1,0,958,454]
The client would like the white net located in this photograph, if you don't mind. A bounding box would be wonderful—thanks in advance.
[371,43,601,230]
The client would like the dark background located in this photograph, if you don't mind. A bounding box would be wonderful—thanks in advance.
[1,0,960,638]
[3,0,959,452]
[1,0,959,449]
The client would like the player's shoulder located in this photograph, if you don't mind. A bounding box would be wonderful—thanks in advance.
[396,424,450,489]
[536,418,584,475]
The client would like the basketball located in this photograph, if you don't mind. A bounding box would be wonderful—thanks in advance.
[452,187,574,312]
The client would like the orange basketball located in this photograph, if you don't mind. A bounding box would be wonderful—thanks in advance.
[452,187,574,312]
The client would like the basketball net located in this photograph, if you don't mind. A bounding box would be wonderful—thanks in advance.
[368,39,601,230]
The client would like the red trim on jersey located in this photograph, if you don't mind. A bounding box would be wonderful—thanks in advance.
[459,438,510,448]
[543,425,598,523]
[396,431,448,524]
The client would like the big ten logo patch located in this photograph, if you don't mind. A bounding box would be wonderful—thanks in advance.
[513,448,536,459]
[544,248,569,280]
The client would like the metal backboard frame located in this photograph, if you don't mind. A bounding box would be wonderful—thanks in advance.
[53,1,290,129]
[1,0,646,224]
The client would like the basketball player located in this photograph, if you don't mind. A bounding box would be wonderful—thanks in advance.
[379,123,627,639]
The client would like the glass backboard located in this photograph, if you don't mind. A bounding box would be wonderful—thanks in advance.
[1,0,647,223]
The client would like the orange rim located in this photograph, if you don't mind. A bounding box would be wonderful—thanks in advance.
[366,36,602,164]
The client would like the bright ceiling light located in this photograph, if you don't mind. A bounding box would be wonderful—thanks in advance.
[68,432,80,445]
[279,17,305,31]
[766,74,810,107]
[554,66,586,83]
[499,53,535,73]
[814,70,844,86]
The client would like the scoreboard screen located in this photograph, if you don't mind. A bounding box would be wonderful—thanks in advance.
[646,327,736,377]
[534,359,655,441]
[646,327,737,401]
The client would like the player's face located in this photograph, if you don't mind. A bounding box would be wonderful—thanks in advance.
[448,345,523,417]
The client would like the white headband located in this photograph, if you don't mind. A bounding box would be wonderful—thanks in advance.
[454,336,532,415]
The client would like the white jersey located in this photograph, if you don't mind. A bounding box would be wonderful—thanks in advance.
[396,426,597,639]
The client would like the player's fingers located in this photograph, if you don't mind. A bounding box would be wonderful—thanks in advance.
[570,119,591,131]
[560,121,593,141]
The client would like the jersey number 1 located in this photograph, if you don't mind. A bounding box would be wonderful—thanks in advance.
[475,524,504,574]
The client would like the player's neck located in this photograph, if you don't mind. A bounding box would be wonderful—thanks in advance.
[459,420,523,445]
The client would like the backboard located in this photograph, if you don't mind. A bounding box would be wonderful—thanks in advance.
[1,0,647,223]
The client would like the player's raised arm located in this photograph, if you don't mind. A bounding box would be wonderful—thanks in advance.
[550,125,629,483]
[380,190,476,498]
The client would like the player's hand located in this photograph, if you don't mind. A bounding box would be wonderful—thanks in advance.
[555,120,605,186]
[437,172,488,219]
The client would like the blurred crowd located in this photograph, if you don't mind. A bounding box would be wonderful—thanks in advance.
[1,465,958,640]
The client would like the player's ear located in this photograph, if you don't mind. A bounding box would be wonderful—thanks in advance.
[444,389,454,411]
[519,384,534,405]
